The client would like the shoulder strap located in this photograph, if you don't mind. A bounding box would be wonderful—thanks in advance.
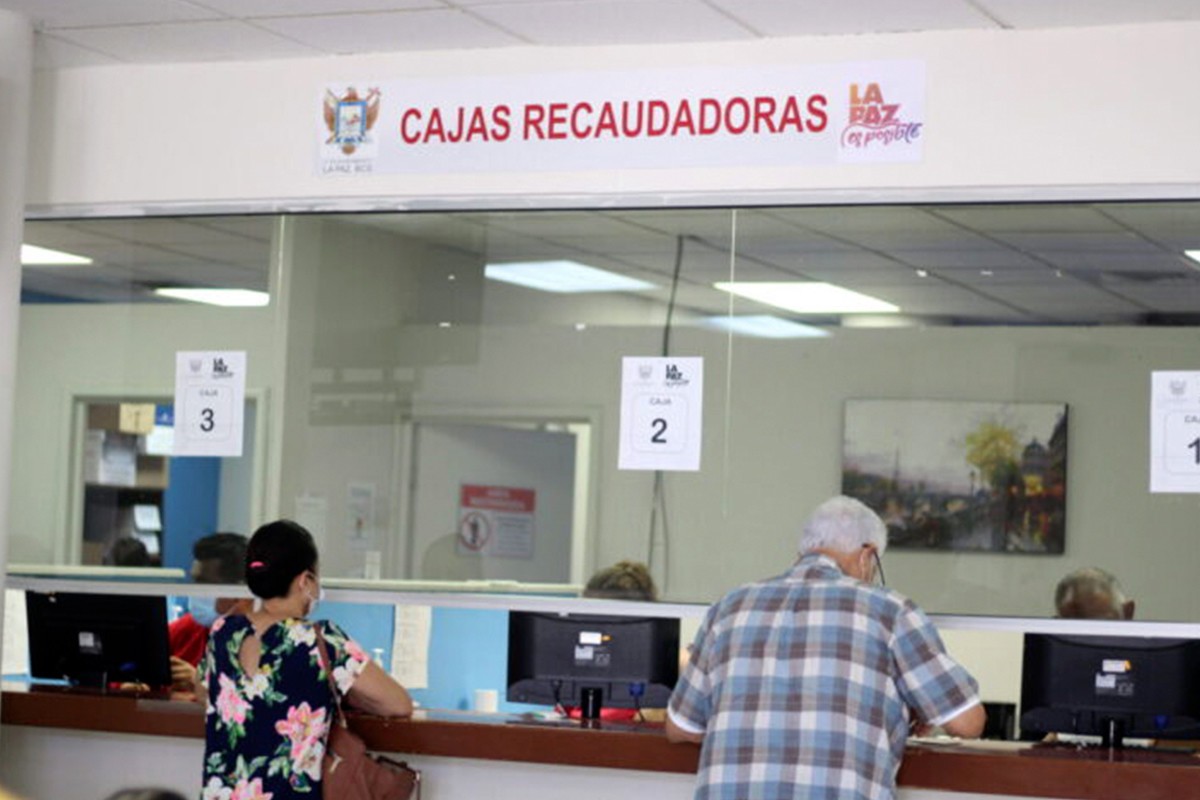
[314,625,348,728]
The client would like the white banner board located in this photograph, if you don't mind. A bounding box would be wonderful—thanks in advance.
[317,61,924,176]
[1150,370,1200,493]
[173,351,246,457]
[619,357,703,471]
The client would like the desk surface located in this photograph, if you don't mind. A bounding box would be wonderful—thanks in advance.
[5,683,1200,800]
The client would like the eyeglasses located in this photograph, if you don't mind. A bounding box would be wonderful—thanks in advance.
[864,546,886,587]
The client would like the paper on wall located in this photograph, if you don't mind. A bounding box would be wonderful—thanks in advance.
[1150,370,1200,493]
[134,503,163,531]
[3,589,29,676]
[391,605,431,690]
[294,495,329,551]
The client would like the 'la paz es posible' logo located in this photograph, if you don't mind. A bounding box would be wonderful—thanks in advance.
[838,79,923,161]
[319,86,381,174]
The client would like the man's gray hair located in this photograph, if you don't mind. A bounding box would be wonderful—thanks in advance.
[798,496,888,555]
[1055,567,1126,614]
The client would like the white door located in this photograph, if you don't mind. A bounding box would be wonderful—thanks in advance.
[408,422,576,583]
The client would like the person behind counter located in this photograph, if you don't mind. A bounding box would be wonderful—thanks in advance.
[666,495,985,800]
[1054,566,1135,620]
[168,533,252,691]
[198,520,412,800]
[566,561,662,722]
[583,560,658,602]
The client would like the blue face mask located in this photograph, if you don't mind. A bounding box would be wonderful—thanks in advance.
[190,596,220,628]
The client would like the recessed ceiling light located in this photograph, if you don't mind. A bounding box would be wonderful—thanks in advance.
[713,282,899,314]
[915,269,929,278]
[485,260,655,293]
[20,244,93,265]
[704,315,830,339]
[1185,250,1200,266]
[153,288,270,307]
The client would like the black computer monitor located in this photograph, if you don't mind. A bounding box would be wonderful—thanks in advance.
[506,612,680,713]
[1020,633,1200,747]
[25,590,172,688]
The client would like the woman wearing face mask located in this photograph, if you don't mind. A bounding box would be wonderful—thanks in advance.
[197,520,412,800]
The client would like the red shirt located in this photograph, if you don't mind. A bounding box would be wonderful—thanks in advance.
[563,705,641,722]
[168,613,209,666]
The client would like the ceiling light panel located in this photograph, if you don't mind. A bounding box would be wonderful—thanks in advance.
[20,244,93,266]
[714,281,899,314]
[704,315,830,339]
[153,288,270,307]
[486,261,655,293]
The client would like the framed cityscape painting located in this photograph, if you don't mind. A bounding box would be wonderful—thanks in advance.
[842,399,1068,554]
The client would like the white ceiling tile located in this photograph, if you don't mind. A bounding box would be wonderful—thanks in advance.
[52,20,320,62]
[782,251,903,271]
[798,267,933,286]
[767,206,961,235]
[857,285,1024,317]
[1039,253,1189,272]
[2,0,220,29]
[160,241,272,268]
[979,284,1141,315]
[1108,284,1200,314]
[70,218,264,246]
[34,33,123,68]
[888,249,1040,269]
[467,0,754,46]
[935,267,1070,286]
[189,0,441,17]
[190,216,277,242]
[994,232,1161,253]
[975,0,1200,29]
[931,205,1123,234]
[256,9,520,52]
[705,0,996,36]
[23,221,129,248]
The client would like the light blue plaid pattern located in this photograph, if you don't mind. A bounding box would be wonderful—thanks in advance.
[669,554,980,800]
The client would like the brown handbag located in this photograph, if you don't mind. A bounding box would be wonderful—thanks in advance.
[315,630,421,800]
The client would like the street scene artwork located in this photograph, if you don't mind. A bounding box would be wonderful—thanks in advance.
[842,400,1068,554]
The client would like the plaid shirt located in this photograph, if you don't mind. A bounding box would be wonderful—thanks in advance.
[668,554,980,800]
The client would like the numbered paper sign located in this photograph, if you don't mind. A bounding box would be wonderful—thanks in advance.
[1150,370,1200,493]
[173,351,246,457]
[619,356,703,471]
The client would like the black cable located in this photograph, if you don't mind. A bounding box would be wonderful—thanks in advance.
[661,234,685,357]
[647,236,685,593]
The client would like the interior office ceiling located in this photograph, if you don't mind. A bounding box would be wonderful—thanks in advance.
[20,202,1200,326]
[2,0,1198,70]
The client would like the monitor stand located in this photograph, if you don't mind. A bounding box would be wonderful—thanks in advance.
[1100,717,1126,750]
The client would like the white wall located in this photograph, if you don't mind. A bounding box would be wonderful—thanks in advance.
[9,304,276,563]
[25,22,1200,213]
[401,322,1200,620]
[0,727,1069,800]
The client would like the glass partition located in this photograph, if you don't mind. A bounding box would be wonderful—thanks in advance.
[11,202,1200,622]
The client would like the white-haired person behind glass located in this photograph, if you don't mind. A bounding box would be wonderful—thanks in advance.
[1054,567,1135,620]
[666,495,984,800]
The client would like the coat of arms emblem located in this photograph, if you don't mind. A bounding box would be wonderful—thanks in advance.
[323,87,381,155]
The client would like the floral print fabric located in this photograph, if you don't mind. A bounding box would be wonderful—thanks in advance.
[200,616,369,800]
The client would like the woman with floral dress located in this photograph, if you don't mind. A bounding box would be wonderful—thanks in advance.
[198,520,412,800]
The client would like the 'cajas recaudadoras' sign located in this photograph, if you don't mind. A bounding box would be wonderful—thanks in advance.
[317,61,924,177]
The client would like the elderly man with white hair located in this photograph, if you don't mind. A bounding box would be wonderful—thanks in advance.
[666,495,985,800]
